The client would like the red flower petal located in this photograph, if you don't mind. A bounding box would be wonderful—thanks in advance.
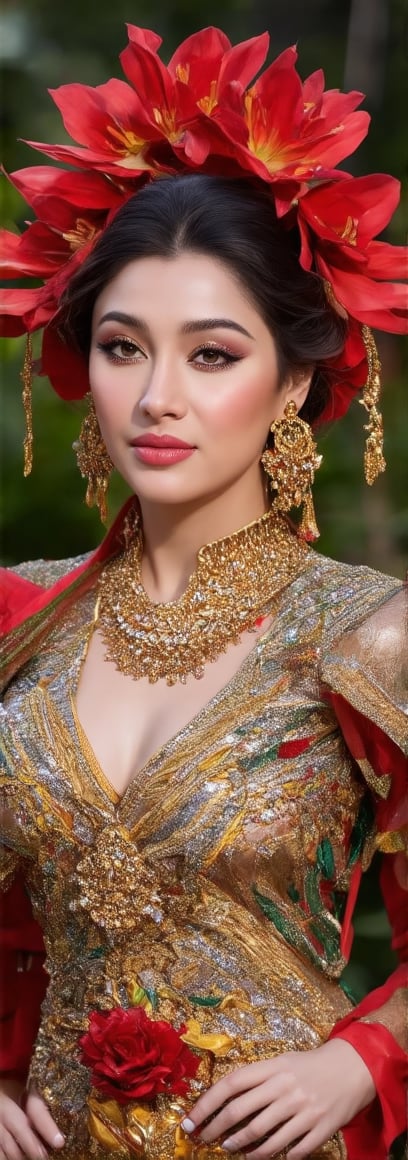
[49,79,154,152]
[7,166,127,213]
[217,33,270,92]
[317,255,408,333]
[120,41,176,110]
[299,174,401,246]
[168,26,233,82]
[0,222,71,277]
[0,287,49,336]
[125,26,163,53]
[41,324,89,400]
[302,68,325,109]
[167,26,269,105]
[364,240,408,280]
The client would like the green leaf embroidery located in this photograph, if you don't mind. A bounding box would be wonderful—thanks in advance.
[188,994,223,1008]
[316,837,335,880]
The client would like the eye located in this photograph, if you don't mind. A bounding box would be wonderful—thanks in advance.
[97,336,145,363]
[190,344,241,371]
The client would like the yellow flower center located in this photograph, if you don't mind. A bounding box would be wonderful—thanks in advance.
[198,80,219,116]
[62,217,99,252]
[106,124,151,169]
[339,215,358,245]
[175,63,190,83]
[244,91,293,173]
[153,106,181,143]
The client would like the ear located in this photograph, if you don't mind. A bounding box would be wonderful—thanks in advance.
[280,367,313,415]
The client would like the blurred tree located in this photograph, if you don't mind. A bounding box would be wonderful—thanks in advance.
[344,0,389,105]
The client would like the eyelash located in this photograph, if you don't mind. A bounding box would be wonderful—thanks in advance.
[96,336,242,371]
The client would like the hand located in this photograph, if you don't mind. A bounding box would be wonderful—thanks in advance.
[180,1040,376,1158]
[0,1079,65,1160]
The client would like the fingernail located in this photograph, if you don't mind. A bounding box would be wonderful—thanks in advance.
[180,1118,196,1134]
[222,1140,234,1151]
[53,1132,65,1146]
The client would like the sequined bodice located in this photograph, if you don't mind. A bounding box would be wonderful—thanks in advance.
[0,549,401,1160]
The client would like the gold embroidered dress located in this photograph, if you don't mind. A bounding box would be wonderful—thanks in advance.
[0,516,407,1160]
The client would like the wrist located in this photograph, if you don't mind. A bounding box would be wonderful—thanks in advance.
[321,1038,377,1111]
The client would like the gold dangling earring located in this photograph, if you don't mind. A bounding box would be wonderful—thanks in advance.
[73,394,113,524]
[261,400,322,542]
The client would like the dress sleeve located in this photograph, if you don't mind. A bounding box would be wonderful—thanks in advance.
[320,587,408,1159]
[0,554,91,1078]
[0,704,47,1080]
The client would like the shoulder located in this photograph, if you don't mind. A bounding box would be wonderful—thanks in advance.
[314,556,407,752]
[330,583,406,661]
[277,548,405,748]
[0,551,93,642]
[8,552,92,588]
[285,548,402,644]
[307,550,406,660]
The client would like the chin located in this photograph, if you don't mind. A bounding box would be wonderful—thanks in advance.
[123,473,205,507]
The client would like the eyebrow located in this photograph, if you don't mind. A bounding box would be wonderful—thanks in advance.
[182,318,254,340]
[97,311,254,340]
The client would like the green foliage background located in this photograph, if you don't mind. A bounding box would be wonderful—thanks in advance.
[0,0,407,1090]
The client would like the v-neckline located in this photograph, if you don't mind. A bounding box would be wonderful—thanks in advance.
[69,596,280,811]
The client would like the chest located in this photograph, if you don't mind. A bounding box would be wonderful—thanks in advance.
[74,624,273,797]
[3,599,363,853]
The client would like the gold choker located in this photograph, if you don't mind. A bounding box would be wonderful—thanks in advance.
[97,507,310,685]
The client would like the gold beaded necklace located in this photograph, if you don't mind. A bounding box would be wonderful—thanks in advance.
[96,507,310,685]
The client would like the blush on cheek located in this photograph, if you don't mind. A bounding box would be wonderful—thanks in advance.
[90,377,123,436]
[214,376,274,442]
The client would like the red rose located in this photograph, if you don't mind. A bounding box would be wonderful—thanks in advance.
[79,1006,199,1104]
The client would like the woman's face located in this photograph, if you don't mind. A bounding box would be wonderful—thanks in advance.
[89,252,311,509]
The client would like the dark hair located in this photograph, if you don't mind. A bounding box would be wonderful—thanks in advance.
[59,174,348,425]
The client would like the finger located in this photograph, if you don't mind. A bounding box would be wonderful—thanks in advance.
[221,1089,309,1154]
[240,1110,316,1159]
[199,1090,271,1145]
[0,1128,25,1160]
[183,1060,281,1131]
[198,1075,294,1144]
[26,1093,65,1150]
[287,1122,333,1160]
[1,1104,48,1160]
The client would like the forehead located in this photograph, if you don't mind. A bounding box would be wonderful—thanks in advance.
[93,251,260,324]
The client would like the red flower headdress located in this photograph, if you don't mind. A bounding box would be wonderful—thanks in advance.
[1,25,407,479]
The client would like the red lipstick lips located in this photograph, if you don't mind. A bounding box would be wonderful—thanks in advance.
[131,434,194,449]
[130,433,195,465]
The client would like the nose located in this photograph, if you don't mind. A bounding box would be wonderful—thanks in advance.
[137,356,186,422]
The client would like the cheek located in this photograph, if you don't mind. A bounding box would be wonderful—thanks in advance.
[89,356,124,428]
[204,366,276,442]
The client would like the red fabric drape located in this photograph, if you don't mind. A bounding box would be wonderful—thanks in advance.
[327,693,408,1158]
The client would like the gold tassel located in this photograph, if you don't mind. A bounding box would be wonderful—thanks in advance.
[73,394,113,524]
[359,325,386,486]
[298,486,320,543]
[20,333,33,476]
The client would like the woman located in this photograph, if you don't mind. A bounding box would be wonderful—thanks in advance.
[0,26,406,1160]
